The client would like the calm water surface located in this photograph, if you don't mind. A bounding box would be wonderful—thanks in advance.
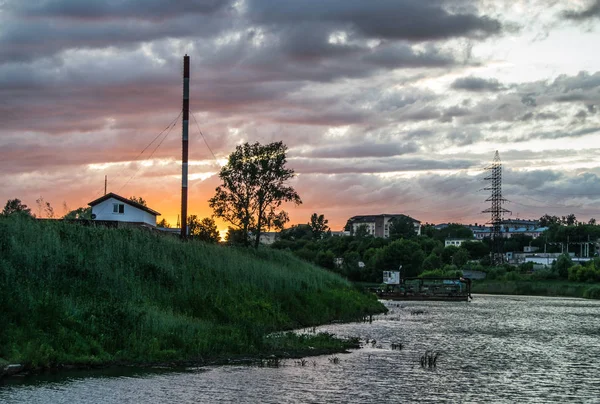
[2,295,600,403]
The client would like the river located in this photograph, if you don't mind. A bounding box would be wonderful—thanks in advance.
[2,295,600,403]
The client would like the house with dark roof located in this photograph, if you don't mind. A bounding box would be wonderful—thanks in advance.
[88,193,160,228]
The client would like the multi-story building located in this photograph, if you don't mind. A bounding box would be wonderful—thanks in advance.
[346,214,421,238]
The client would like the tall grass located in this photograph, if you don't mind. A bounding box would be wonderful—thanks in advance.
[0,216,384,368]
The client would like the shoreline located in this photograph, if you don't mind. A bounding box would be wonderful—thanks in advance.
[1,339,360,382]
[471,279,599,299]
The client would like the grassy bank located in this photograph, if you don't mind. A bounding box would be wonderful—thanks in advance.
[471,279,600,299]
[0,216,384,372]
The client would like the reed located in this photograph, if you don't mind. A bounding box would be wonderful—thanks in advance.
[0,216,384,369]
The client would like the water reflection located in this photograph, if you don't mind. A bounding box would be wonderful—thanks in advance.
[2,295,600,403]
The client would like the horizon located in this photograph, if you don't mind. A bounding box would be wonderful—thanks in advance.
[1,1,599,233]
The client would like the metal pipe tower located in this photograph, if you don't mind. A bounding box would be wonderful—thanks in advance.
[482,151,511,265]
[181,55,190,238]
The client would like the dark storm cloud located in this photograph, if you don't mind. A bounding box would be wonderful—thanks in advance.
[7,0,231,20]
[451,76,503,92]
[503,169,563,190]
[292,142,419,159]
[562,0,600,21]
[246,0,502,41]
[290,156,475,175]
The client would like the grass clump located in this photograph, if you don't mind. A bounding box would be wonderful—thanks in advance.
[0,216,384,370]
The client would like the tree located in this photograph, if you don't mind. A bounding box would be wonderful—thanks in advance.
[188,215,220,243]
[539,214,561,227]
[354,224,371,239]
[225,227,247,246]
[209,141,302,248]
[63,207,92,220]
[129,196,147,206]
[157,218,171,228]
[562,213,577,226]
[371,239,425,278]
[388,215,417,240]
[308,213,330,240]
[1,199,32,217]
[588,218,596,225]
[279,224,312,241]
[422,253,442,271]
[554,253,573,279]
[460,240,489,260]
[452,248,470,267]
[35,196,54,218]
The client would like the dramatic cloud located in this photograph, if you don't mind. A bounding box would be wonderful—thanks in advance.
[1,0,599,229]
[563,0,600,21]
[451,76,504,92]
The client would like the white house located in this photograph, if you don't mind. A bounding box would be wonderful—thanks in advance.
[88,193,160,227]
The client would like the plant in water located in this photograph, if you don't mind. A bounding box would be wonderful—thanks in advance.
[419,350,440,369]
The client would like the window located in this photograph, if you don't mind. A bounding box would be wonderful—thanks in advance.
[113,203,124,214]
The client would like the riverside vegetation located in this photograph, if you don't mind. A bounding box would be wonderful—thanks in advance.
[0,215,385,374]
[271,221,600,300]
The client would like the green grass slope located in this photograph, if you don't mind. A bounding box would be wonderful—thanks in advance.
[0,216,384,368]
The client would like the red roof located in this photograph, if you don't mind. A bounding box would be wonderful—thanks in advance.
[88,193,161,216]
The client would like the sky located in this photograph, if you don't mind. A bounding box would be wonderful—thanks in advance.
[1,0,600,232]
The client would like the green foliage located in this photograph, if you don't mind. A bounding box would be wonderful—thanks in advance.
[388,215,417,240]
[156,218,171,228]
[418,268,461,278]
[128,196,147,206]
[308,213,330,240]
[452,248,470,267]
[0,215,384,368]
[425,223,474,242]
[371,239,425,278]
[422,253,442,271]
[278,224,313,242]
[209,141,301,248]
[554,254,573,279]
[188,216,220,243]
[460,240,489,259]
[583,285,600,299]
[63,207,92,220]
[568,262,600,282]
[2,198,32,217]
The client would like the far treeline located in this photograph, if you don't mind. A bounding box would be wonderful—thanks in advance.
[269,216,600,299]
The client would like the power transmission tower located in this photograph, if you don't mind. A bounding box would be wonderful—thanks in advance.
[482,151,511,265]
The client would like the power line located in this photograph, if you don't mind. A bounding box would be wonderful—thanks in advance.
[190,109,218,163]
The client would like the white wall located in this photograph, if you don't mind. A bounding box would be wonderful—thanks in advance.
[91,198,157,227]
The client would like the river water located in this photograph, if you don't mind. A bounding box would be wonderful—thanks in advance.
[2,295,600,403]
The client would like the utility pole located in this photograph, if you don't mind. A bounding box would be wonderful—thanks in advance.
[181,55,190,239]
[104,175,107,195]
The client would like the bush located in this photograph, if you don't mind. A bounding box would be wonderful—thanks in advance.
[583,285,600,299]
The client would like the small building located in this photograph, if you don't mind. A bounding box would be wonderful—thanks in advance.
[88,193,160,228]
[445,238,478,248]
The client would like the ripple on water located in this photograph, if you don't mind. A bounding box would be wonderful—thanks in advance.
[2,295,600,403]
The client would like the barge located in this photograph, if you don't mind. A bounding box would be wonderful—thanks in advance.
[373,275,472,302]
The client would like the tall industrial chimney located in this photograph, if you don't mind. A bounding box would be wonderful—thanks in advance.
[181,55,190,238]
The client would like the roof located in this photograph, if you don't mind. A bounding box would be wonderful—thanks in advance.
[88,193,161,216]
[349,214,421,223]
